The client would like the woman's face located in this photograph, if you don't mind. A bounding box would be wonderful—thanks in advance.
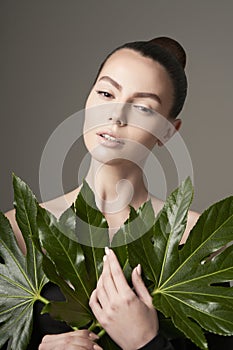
[84,48,179,165]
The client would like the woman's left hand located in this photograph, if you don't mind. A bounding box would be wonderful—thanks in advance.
[38,330,102,350]
[89,248,159,350]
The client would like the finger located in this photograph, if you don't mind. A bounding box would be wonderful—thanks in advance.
[41,330,97,343]
[96,273,112,309]
[39,340,94,350]
[39,343,88,350]
[131,264,153,307]
[101,254,118,299]
[96,276,110,309]
[105,248,131,294]
[89,289,103,320]
[40,330,100,349]
[70,330,100,348]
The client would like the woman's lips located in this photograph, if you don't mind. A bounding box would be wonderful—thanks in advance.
[96,131,125,147]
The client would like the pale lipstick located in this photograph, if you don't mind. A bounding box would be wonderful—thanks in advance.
[96,131,125,146]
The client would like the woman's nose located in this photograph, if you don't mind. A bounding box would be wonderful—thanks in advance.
[108,117,126,126]
[107,103,128,126]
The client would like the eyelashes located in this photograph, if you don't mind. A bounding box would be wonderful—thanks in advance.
[133,105,155,115]
[96,90,114,99]
[95,90,156,116]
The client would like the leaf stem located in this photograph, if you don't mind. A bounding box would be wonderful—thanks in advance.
[151,288,160,296]
[37,295,50,305]
[97,329,106,338]
[88,320,97,332]
[88,321,106,338]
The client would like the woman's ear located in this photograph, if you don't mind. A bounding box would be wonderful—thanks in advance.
[157,118,182,147]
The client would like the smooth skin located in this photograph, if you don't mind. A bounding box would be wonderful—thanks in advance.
[5,48,199,349]
[90,248,159,350]
[38,330,102,350]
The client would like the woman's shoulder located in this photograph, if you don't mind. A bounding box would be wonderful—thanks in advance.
[5,208,26,253]
[150,195,200,244]
[40,186,81,218]
[182,210,200,243]
[4,186,82,254]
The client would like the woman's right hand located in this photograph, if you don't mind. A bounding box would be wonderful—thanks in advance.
[89,248,159,350]
[38,329,102,350]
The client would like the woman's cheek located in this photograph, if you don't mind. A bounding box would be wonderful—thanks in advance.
[85,90,103,110]
[85,90,95,108]
[83,130,95,153]
[127,128,158,151]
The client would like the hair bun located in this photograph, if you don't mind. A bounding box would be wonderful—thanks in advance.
[148,36,186,69]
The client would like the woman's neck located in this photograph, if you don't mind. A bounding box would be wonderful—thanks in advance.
[85,158,148,216]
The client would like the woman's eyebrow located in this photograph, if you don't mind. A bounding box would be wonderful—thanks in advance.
[132,92,162,105]
[98,76,162,104]
[98,76,122,91]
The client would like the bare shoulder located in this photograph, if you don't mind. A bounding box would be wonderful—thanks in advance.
[5,208,26,253]
[4,186,81,254]
[150,195,200,244]
[40,187,80,217]
[182,210,200,244]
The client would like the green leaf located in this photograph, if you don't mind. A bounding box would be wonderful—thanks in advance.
[74,180,109,286]
[158,311,185,340]
[12,174,46,288]
[127,201,161,285]
[122,179,193,289]
[0,175,47,350]
[152,177,194,287]
[36,205,93,328]
[152,197,233,348]
[35,181,109,328]
[120,178,233,349]
[111,200,156,283]
[98,333,121,350]
[2,175,233,350]
[40,254,92,327]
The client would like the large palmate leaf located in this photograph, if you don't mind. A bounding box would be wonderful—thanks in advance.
[37,181,128,350]
[36,205,93,328]
[74,181,110,287]
[1,175,233,350]
[152,197,233,349]
[109,195,157,289]
[36,181,132,347]
[36,181,110,328]
[122,178,233,349]
[0,175,47,350]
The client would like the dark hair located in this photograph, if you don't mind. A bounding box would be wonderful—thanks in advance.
[93,37,187,118]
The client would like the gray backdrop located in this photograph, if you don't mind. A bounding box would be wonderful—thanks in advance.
[1,0,233,214]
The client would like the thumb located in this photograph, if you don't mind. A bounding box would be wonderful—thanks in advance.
[132,264,153,307]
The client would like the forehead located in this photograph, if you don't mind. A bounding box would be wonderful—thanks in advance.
[99,48,173,95]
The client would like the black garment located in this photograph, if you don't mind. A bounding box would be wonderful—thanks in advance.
[1,282,232,349]
[138,332,233,350]
[27,282,72,349]
[27,282,176,350]
[0,283,72,350]
[138,334,174,350]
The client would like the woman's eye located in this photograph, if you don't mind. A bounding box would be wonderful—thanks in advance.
[96,90,114,99]
[133,105,155,115]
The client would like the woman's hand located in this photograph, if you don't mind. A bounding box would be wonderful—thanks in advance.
[38,329,102,350]
[89,248,159,350]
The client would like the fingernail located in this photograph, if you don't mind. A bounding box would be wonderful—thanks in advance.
[136,263,141,275]
[103,255,107,262]
[89,332,99,340]
[93,344,100,350]
[105,246,110,255]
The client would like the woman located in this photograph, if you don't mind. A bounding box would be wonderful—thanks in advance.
[6,37,200,349]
